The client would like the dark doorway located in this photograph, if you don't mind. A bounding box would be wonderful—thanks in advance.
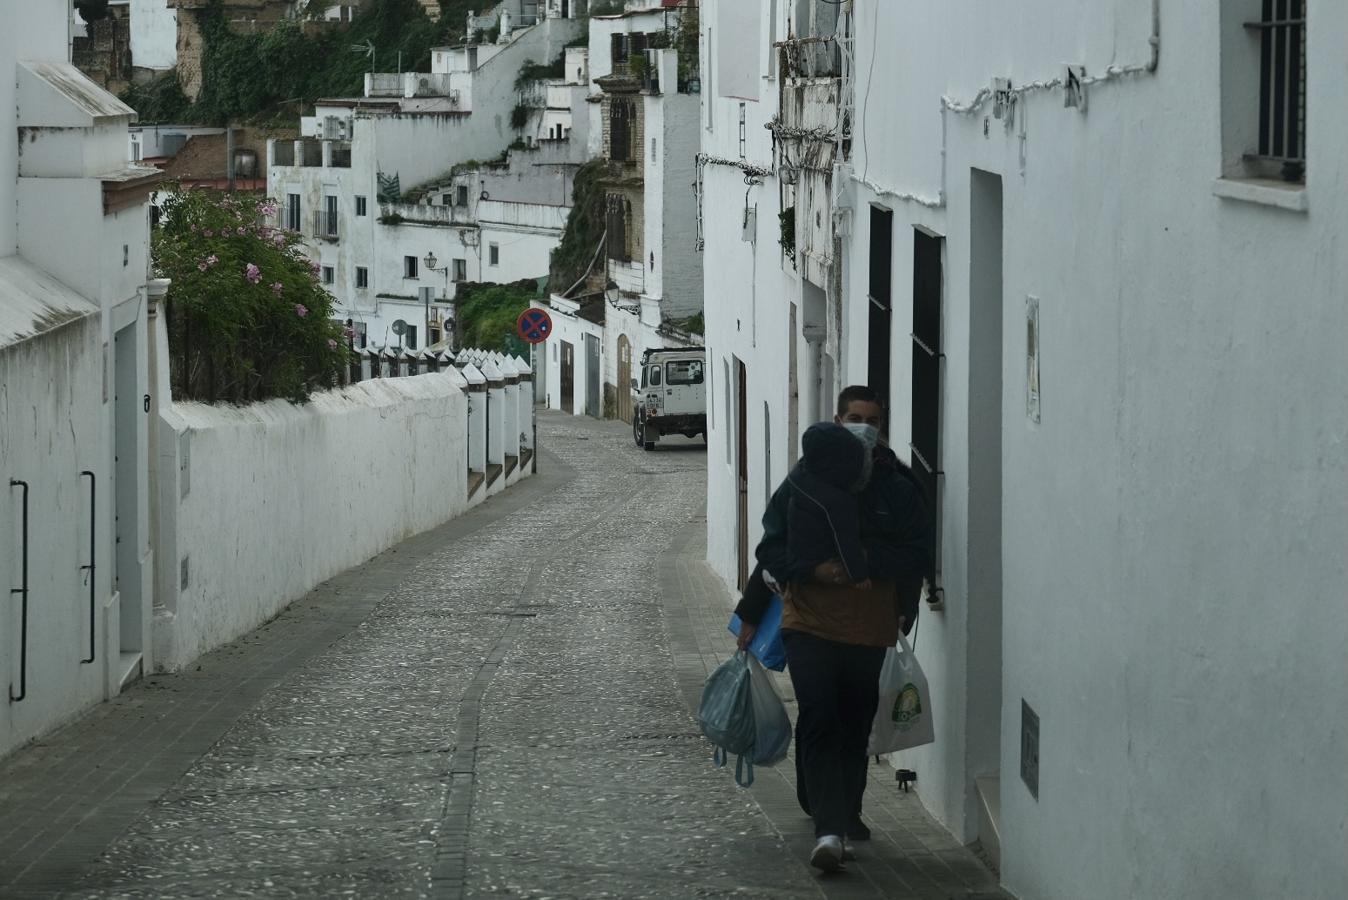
[560,341,575,413]
[736,359,749,591]
[868,205,894,410]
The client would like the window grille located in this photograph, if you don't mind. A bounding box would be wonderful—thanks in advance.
[356,266,369,289]
[910,229,944,588]
[609,97,634,161]
[1245,0,1306,182]
[606,194,631,262]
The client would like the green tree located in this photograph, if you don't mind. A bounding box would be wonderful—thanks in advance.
[155,188,350,403]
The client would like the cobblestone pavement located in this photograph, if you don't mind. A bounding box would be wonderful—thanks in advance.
[0,412,1002,900]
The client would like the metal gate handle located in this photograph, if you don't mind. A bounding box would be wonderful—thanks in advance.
[9,479,29,703]
[80,471,96,665]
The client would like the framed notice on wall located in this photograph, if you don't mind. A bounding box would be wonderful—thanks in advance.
[1026,296,1041,424]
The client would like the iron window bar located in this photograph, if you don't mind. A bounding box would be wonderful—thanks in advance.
[910,331,943,359]
[9,479,29,702]
[1244,2,1305,182]
[80,472,96,664]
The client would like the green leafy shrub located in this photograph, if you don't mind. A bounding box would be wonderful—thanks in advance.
[155,188,349,403]
[456,281,540,354]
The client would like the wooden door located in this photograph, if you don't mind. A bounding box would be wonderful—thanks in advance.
[616,335,633,423]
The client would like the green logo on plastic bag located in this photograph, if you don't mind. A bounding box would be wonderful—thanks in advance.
[892,683,923,730]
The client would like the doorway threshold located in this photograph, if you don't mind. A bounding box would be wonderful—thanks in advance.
[118,651,143,691]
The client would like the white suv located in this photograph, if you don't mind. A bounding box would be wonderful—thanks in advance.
[632,348,707,451]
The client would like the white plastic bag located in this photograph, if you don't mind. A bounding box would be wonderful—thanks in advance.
[867,632,935,755]
[746,653,791,768]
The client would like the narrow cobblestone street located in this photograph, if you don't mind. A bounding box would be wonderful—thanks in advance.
[0,412,999,900]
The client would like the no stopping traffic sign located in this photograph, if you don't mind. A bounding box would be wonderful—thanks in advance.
[516,308,553,344]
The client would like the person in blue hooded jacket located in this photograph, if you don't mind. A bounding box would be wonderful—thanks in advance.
[734,386,933,872]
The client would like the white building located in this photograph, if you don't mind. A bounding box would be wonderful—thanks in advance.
[1,1,160,758]
[128,0,178,71]
[267,11,585,351]
[541,1,704,422]
[701,3,1348,900]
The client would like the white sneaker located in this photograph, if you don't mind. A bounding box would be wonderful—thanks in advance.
[810,835,844,872]
[841,840,857,862]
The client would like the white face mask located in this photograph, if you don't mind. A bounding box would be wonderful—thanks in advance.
[842,421,880,451]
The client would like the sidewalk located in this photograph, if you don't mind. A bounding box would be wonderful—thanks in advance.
[0,411,1003,899]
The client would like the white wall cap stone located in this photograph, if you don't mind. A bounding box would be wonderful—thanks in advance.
[461,363,487,385]
[18,61,137,127]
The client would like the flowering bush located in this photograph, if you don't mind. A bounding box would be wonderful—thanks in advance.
[154,188,349,403]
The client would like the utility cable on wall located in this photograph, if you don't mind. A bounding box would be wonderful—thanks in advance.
[849,0,1162,208]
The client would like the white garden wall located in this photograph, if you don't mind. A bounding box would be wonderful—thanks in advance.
[152,370,473,672]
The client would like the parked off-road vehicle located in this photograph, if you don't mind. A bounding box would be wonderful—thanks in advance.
[631,347,706,451]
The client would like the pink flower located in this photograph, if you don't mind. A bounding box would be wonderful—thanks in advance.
[271,282,284,296]
[203,229,214,238]
[260,202,279,217]
[308,260,321,276]
[206,254,218,267]
[189,224,198,233]
[328,339,339,350]
[245,263,261,284]
[342,326,355,339]
[295,304,309,318]
[237,226,247,236]
[198,261,208,272]
[272,234,286,247]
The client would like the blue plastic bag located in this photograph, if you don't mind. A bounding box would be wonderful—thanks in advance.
[698,652,792,788]
[727,594,786,672]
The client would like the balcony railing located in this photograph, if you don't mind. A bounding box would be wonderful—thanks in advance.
[313,210,339,241]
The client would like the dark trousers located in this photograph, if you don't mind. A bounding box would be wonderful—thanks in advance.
[782,629,885,839]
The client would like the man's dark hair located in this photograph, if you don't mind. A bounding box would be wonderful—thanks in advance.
[836,385,885,417]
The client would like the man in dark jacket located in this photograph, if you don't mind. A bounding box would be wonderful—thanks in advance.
[734,386,933,872]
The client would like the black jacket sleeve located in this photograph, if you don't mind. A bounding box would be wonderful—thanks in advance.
[732,561,774,626]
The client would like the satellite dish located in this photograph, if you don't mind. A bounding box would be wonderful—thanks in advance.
[392,319,407,335]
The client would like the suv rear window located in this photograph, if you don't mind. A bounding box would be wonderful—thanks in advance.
[666,360,704,385]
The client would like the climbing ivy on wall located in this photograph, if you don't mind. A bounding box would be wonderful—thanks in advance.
[548,159,609,295]
[124,0,483,124]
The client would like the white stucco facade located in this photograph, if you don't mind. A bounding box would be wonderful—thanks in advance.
[269,14,585,351]
[129,0,178,71]
[701,2,1348,899]
[1,2,159,758]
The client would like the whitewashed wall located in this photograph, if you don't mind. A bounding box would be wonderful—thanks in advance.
[840,3,1348,900]
[152,370,473,672]
[129,0,177,70]
[0,312,108,760]
[700,0,797,588]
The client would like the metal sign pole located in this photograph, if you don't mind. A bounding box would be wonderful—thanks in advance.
[531,341,539,474]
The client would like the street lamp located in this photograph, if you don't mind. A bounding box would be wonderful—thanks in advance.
[423,251,452,348]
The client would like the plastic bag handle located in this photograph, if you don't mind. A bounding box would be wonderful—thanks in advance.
[735,754,755,788]
[713,746,727,769]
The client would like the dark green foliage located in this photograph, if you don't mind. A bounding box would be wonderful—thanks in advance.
[510,103,529,130]
[124,0,472,125]
[456,280,542,354]
[75,0,110,23]
[514,53,566,90]
[155,189,349,403]
[120,71,193,123]
[548,159,607,294]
